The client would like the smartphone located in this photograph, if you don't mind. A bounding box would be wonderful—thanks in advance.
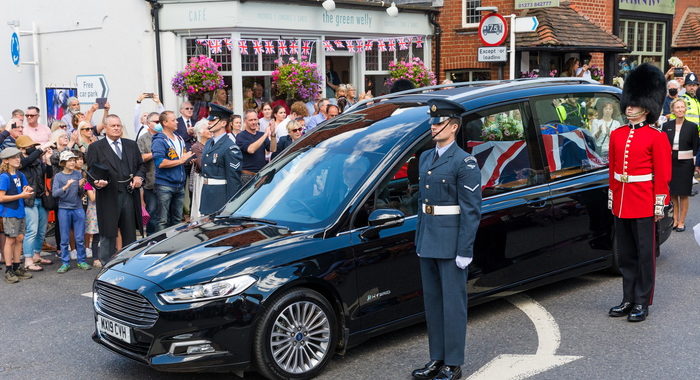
[96,97,108,109]
[674,68,684,77]
[144,93,154,98]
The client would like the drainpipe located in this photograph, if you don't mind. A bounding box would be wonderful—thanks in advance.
[429,12,442,81]
[146,0,164,99]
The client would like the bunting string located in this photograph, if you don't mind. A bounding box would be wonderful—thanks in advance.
[195,35,427,55]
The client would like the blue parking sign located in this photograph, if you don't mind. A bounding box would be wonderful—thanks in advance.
[11,32,20,66]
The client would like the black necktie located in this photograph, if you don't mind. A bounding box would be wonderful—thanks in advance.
[186,120,191,129]
[113,141,122,159]
[432,150,439,164]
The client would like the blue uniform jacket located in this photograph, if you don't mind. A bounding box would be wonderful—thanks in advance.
[199,134,243,215]
[415,143,482,259]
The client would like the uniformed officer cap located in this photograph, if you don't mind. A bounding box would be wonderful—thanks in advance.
[207,103,234,121]
[426,98,466,125]
[685,73,699,86]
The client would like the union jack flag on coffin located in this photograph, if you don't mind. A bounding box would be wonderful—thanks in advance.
[470,140,529,188]
[540,127,607,171]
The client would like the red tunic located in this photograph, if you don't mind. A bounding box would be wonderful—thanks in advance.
[608,122,671,219]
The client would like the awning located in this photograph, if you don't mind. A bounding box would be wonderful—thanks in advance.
[673,7,700,49]
[515,1,628,53]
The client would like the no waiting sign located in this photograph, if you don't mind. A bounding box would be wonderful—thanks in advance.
[478,13,508,47]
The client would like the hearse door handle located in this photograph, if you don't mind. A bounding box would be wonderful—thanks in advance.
[526,198,548,209]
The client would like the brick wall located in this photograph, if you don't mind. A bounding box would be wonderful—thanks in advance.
[673,0,695,31]
[434,0,615,81]
[674,50,700,74]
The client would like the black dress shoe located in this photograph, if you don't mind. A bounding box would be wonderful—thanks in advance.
[412,360,443,379]
[433,365,462,380]
[609,301,633,317]
[627,304,648,322]
[676,225,686,232]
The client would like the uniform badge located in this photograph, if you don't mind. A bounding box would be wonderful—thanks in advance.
[463,184,479,192]
[430,104,437,113]
[230,162,240,169]
[464,156,477,169]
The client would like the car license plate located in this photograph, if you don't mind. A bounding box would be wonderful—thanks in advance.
[97,315,132,344]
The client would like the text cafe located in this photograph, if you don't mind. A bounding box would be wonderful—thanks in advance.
[158,1,434,114]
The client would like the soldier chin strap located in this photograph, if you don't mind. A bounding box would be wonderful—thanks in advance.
[432,118,457,139]
[625,109,648,119]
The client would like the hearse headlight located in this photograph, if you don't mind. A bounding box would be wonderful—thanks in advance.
[159,275,256,304]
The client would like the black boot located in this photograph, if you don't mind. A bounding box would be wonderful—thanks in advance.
[627,304,648,322]
[411,360,443,379]
[609,301,633,317]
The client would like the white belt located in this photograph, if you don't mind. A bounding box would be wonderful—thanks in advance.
[677,150,694,160]
[422,204,460,215]
[203,178,227,185]
[614,172,652,183]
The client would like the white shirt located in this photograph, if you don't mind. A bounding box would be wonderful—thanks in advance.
[435,141,455,158]
[275,118,292,141]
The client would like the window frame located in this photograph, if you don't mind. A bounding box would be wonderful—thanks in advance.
[618,19,666,71]
[461,0,482,29]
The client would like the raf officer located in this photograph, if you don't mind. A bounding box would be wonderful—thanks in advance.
[199,104,243,215]
[412,99,482,380]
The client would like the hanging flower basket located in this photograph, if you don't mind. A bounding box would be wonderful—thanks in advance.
[271,57,323,102]
[171,55,225,97]
[385,58,437,88]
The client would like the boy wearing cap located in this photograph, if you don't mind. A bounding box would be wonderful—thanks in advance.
[0,147,35,283]
[52,150,90,273]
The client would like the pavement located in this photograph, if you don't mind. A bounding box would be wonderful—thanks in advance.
[2,196,700,380]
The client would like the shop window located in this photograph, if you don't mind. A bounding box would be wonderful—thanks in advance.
[462,0,482,28]
[447,70,491,82]
[618,19,665,77]
[531,95,613,180]
[185,37,232,72]
[366,43,379,71]
[241,43,258,72]
[463,103,535,196]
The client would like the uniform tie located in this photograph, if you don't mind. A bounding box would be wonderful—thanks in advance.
[432,150,440,164]
[113,141,122,159]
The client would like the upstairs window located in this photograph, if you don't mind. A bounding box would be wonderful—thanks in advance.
[462,0,482,28]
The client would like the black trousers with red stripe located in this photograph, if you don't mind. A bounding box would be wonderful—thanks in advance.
[614,216,656,306]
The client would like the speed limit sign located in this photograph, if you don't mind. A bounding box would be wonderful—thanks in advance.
[478,13,508,47]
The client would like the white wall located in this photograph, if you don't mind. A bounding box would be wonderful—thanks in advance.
[1,0,162,137]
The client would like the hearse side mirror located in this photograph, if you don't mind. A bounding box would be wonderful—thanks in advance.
[361,209,405,240]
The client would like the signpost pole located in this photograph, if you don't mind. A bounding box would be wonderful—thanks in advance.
[509,14,516,80]
[31,22,41,110]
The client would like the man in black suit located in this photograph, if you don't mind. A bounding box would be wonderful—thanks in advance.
[86,114,146,265]
[175,101,196,150]
[176,102,196,217]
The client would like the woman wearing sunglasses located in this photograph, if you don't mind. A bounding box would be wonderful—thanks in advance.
[271,120,303,160]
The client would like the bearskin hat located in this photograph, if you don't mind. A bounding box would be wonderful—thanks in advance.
[620,62,667,124]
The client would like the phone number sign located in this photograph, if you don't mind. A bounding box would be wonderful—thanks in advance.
[478,13,508,47]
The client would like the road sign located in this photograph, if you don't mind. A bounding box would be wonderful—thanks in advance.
[76,74,109,104]
[515,16,539,33]
[478,47,507,62]
[10,32,20,66]
[478,13,508,47]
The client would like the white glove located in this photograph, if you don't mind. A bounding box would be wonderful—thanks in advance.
[455,256,472,269]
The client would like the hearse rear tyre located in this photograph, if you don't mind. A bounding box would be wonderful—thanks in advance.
[254,288,337,380]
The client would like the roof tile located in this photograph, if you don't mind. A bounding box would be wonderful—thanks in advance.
[673,8,700,48]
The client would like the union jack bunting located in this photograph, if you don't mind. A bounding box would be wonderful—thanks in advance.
[378,40,387,52]
[252,40,263,55]
[223,39,232,51]
[195,39,207,45]
[387,39,396,51]
[264,40,275,54]
[333,40,345,49]
[414,36,424,48]
[364,40,373,51]
[238,40,249,54]
[301,40,312,55]
[208,39,223,54]
[288,41,299,54]
[322,40,335,52]
[398,37,409,50]
[345,40,355,52]
[277,40,289,55]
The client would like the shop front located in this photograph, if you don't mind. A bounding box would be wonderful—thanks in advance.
[158,0,433,114]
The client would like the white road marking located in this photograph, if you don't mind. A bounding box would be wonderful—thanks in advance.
[81,292,93,298]
[467,294,582,380]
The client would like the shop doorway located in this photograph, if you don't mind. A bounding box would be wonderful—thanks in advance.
[325,55,356,99]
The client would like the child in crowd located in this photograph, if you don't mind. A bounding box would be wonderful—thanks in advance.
[0,148,34,283]
[78,151,100,267]
[52,150,90,273]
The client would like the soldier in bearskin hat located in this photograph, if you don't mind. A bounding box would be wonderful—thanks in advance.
[607,62,672,322]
